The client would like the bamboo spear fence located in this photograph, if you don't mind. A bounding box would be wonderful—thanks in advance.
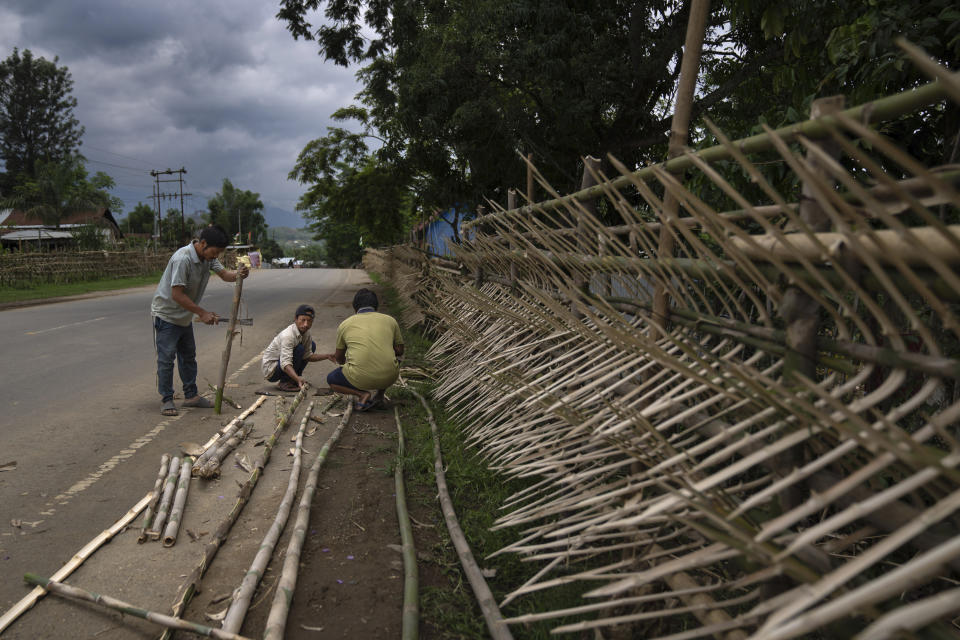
[368,45,960,638]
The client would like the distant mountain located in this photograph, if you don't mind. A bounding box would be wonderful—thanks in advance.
[263,205,307,229]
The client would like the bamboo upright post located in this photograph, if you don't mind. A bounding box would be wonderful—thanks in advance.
[574,156,602,312]
[650,0,710,334]
[215,275,244,414]
[526,153,534,203]
[507,189,519,289]
[473,205,487,287]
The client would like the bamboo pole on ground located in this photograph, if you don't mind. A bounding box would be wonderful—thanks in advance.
[149,455,182,538]
[215,275,244,414]
[139,454,170,543]
[262,402,353,640]
[23,574,252,640]
[196,420,252,479]
[394,406,420,640]
[163,455,194,547]
[220,402,316,635]
[0,493,152,634]
[408,388,513,640]
[159,386,309,640]
[194,397,267,471]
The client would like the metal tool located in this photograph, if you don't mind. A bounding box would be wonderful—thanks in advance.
[195,317,254,326]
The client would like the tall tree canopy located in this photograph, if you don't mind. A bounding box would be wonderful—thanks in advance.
[2,155,118,228]
[0,48,84,195]
[125,202,155,234]
[279,0,960,231]
[206,178,268,244]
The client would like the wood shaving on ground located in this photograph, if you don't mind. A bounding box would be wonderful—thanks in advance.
[204,607,228,622]
[301,624,324,632]
[235,453,253,473]
[0,461,17,472]
[179,442,205,456]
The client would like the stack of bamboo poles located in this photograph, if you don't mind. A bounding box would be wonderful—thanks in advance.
[381,51,960,638]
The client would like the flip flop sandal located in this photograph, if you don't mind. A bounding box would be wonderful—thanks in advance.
[183,395,214,408]
[354,400,375,412]
[160,400,178,416]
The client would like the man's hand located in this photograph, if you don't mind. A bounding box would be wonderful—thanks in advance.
[298,378,311,390]
[198,310,218,325]
[237,265,250,280]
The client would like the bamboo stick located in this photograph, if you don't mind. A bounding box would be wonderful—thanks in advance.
[263,402,353,640]
[0,493,152,634]
[139,453,170,543]
[394,406,420,640]
[162,455,194,547]
[23,574,251,640]
[215,275,244,414]
[408,388,513,640]
[150,455,182,538]
[220,402,314,635]
[193,397,267,471]
[196,420,252,479]
[160,386,310,640]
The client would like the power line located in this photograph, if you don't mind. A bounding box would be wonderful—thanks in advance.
[82,144,160,169]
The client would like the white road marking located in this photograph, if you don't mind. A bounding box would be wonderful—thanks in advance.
[25,316,108,335]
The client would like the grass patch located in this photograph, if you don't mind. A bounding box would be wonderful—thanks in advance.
[0,272,163,304]
[375,274,593,639]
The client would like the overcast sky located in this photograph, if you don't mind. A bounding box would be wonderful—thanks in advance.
[0,0,362,223]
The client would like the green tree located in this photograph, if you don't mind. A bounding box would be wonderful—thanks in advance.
[258,237,284,262]
[0,48,84,194]
[1,155,120,228]
[289,112,411,259]
[125,202,155,234]
[206,179,267,244]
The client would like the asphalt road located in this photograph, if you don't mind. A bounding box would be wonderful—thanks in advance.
[0,267,371,615]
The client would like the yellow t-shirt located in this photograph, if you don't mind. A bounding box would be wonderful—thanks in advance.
[336,312,403,390]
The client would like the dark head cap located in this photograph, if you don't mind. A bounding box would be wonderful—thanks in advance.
[295,304,315,319]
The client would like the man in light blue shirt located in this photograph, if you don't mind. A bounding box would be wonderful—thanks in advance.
[151,225,248,415]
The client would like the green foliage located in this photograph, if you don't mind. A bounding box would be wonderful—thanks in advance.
[161,206,195,246]
[258,237,284,262]
[1,155,119,227]
[205,178,268,244]
[289,112,412,261]
[72,223,105,251]
[290,242,326,266]
[0,48,84,195]
[124,202,155,234]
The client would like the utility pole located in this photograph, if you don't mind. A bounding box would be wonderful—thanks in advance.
[150,168,192,246]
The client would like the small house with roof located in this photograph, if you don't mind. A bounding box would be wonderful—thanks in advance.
[0,207,123,249]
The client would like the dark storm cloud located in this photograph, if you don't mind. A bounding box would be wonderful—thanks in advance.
[0,0,361,217]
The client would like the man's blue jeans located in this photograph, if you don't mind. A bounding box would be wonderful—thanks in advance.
[267,341,316,383]
[154,317,198,403]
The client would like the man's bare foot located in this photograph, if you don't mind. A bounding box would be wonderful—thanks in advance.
[354,391,374,411]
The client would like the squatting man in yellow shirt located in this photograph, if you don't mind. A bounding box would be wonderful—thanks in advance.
[317,288,404,411]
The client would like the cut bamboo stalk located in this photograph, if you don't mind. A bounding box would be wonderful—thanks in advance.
[215,275,244,414]
[159,386,310,640]
[0,493,151,634]
[139,454,170,543]
[193,397,267,471]
[149,455,182,538]
[394,406,420,640]
[220,402,315,635]
[409,388,513,640]
[23,574,251,640]
[162,455,194,547]
[263,402,353,640]
[196,420,252,479]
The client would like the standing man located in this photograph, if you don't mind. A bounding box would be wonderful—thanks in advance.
[320,289,404,410]
[151,225,249,416]
[261,304,328,391]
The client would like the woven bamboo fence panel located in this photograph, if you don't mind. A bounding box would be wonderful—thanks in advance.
[368,54,960,639]
[0,251,172,289]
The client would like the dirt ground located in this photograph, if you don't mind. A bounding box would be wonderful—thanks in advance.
[183,398,444,639]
